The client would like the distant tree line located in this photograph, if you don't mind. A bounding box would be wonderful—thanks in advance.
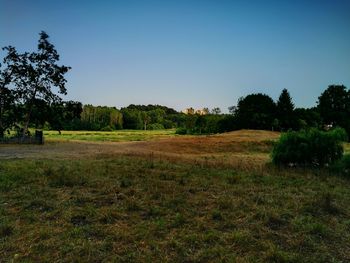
[1,33,349,138]
[177,85,350,137]
[232,85,349,133]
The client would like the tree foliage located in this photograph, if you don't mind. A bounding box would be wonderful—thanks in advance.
[0,49,18,137]
[0,66,15,137]
[3,31,70,136]
[276,89,296,131]
[318,85,350,134]
[1,32,350,140]
[81,105,123,130]
[272,128,346,167]
[235,93,276,130]
[294,107,321,129]
[211,107,221,115]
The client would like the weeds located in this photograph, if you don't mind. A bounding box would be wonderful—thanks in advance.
[0,221,13,238]
[46,164,89,187]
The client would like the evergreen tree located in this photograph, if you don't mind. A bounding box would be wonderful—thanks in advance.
[276,89,296,131]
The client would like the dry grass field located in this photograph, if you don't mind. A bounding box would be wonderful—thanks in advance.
[1,130,279,169]
[0,130,349,262]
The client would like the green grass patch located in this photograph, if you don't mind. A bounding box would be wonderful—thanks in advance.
[0,156,349,262]
[42,129,177,142]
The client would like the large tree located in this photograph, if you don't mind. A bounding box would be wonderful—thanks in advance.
[0,84,15,138]
[0,50,16,137]
[276,89,296,131]
[317,85,350,134]
[3,31,70,136]
[294,107,321,129]
[235,93,276,130]
[47,101,83,133]
[211,107,221,115]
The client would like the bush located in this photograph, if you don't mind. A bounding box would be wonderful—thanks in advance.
[162,119,174,129]
[100,125,114,131]
[331,154,350,176]
[147,123,164,130]
[272,128,346,167]
[329,127,348,141]
[175,127,188,135]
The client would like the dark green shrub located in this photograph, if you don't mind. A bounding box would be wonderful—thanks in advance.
[272,128,346,167]
[162,119,174,129]
[331,154,350,176]
[175,127,187,135]
[0,220,14,237]
[100,125,113,131]
[329,127,348,141]
[147,123,164,130]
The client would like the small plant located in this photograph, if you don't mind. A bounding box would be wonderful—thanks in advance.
[70,215,89,226]
[171,213,186,228]
[146,152,155,169]
[47,165,89,187]
[175,127,187,135]
[303,192,341,216]
[125,199,141,212]
[212,210,223,221]
[0,220,14,238]
[264,244,298,263]
[320,192,340,215]
[100,125,114,131]
[120,177,132,188]
[225,174,240,185]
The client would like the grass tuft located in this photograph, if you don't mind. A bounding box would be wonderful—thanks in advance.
[0,221,13,238]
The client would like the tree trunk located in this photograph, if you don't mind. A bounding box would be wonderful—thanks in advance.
[0,111,3,138]
[22,101,35,137]
[0,88,4,138]
[22,109,32,137]
[22,89,37,137]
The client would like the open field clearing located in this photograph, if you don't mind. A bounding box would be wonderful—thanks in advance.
[43,129,177,142]
[0,130,279,168]
[0,130,350,262]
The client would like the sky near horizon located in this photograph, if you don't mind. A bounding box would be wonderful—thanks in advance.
[1,0,350,112]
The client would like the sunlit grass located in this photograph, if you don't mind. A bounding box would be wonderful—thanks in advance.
[43,129,177,142]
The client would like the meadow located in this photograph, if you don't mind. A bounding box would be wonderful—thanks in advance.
[43,129,178,142]
[0,130,349,262]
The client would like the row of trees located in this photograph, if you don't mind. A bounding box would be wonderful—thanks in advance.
[233,85,349,134]
[180,85,350,136]
[1,32,349,137]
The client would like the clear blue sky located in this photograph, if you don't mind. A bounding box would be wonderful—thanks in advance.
[1,0,350,112]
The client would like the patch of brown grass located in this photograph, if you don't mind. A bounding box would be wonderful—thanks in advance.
[0,130,279,172]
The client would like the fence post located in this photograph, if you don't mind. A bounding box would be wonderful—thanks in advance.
[35,130,44,144]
